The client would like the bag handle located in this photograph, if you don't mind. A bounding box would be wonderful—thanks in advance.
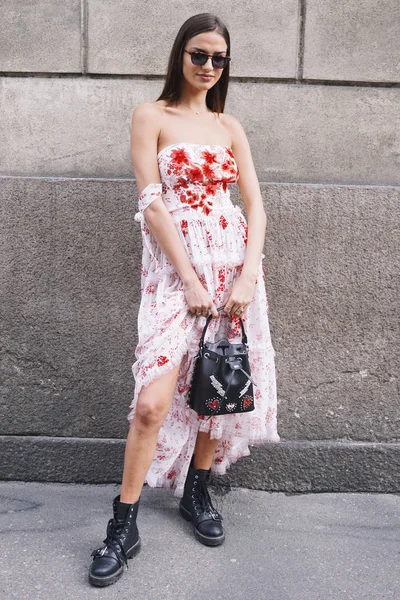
[198,305,248,350]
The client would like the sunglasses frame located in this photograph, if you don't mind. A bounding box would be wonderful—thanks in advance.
[183,50,231,70]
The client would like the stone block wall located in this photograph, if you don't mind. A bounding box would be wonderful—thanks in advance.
[1,0,399,491]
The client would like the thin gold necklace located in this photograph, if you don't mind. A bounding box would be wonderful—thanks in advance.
[180,102,208,116]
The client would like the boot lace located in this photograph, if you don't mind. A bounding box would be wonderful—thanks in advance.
[192,478,222,521]
[91,518,130,568]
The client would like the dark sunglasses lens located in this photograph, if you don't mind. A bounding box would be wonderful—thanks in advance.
[191,53,208,66]
[212,56,227,69]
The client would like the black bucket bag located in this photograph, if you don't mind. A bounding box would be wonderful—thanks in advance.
[187,306,257,417]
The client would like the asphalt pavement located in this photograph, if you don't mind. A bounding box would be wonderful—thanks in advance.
[0,481,399,600]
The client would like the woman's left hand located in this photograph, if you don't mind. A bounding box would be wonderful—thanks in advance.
[223,274,256,317]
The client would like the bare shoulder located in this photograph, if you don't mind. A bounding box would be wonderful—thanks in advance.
[131,101,165,125]
[130,102,165,188]
[219,112,248,149]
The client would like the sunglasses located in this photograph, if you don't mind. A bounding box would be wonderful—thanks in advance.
[184,50,231,69]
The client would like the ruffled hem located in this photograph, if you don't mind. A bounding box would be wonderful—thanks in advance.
[144,432,281,498]
[197,420,280,444]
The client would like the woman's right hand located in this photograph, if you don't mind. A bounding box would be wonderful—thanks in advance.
[183,279,219,318]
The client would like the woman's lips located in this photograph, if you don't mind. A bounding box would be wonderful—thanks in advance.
[198,74,213,80]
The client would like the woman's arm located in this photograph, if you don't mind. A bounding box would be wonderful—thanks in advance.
[226,114,267,285]
[130,103,199,288]
[130,103,218,317]
[218,114,267,317]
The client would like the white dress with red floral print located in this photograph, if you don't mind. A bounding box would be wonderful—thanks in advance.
[128,142,280,497]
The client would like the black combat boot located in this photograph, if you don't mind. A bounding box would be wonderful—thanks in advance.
[88,494,141,587]
[179,459,225,546]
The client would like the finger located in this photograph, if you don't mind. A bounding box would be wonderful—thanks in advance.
[211,305,219,318]
[224,303,232,314]
[207,306,216,318]
[230,303,239,315]
[234,304,244,316]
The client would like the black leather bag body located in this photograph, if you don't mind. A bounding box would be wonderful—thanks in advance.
[187,307,256,416]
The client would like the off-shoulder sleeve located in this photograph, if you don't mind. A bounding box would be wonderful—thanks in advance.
[139,182,162,209]
[134,182,163,223]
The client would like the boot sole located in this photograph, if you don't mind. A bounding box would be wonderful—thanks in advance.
[88,537,141,587]
[179,505,225,547]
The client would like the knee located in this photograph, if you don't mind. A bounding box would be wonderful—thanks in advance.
[134,395,170,431]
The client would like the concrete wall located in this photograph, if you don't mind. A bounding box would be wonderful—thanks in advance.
[1,0,399,491]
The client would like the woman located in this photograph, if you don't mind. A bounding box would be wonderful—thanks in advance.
[89,12,280,587]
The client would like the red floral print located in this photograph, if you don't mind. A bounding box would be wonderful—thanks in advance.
[202,149,218,164]
[157,355,169,367]
[205,183,218,196]
[198,273,207,288]
[219,215,228,229]
[158,144,239,215]
[170,147,190,166]
[188,166,203,183]
[202,163,215,179]
[181,219,188,237]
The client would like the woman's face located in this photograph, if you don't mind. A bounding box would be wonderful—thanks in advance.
[182,31,228,91]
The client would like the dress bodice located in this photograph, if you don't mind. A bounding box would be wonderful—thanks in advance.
[135,143,240,220]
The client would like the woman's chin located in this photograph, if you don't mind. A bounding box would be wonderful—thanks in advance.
[191,79,216,90]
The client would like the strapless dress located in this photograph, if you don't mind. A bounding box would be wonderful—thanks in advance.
[128,142,280,497]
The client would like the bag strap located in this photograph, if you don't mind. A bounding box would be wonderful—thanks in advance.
[199,305,248,350]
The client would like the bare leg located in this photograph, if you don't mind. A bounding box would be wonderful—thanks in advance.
[193,431,218,470]
[120,360,182,504]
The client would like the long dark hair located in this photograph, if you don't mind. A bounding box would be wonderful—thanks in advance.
[156,13,231,114]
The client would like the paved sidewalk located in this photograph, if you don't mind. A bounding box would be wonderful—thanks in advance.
[0,481,398,600]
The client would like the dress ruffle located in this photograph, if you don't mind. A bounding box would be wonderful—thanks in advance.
[134,203,265,280]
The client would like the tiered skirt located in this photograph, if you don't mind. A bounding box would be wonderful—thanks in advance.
[128,201,280,498]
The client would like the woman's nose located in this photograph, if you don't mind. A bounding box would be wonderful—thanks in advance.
[202,57,214,71]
